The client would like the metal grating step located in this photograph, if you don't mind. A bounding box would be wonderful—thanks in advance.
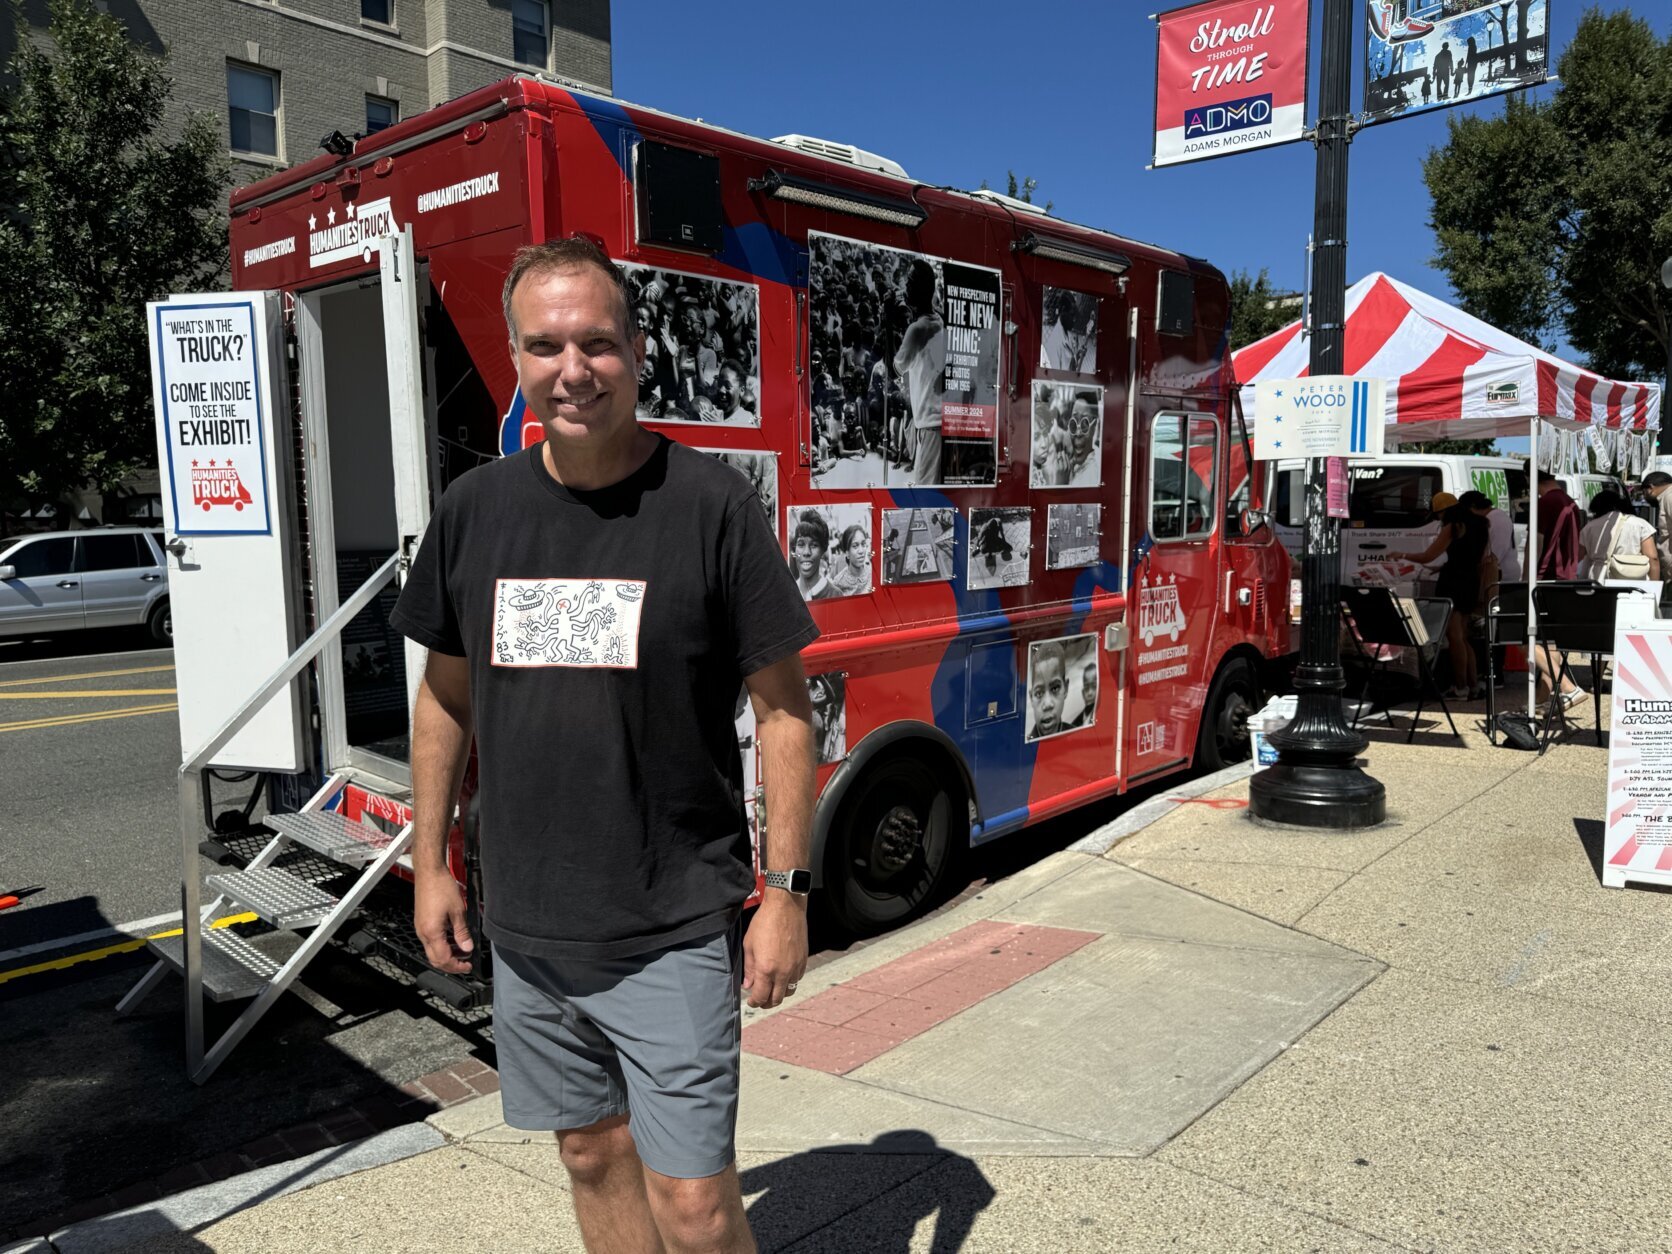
[269,810,395,867]
[206,867,340,929]
[149,928,283,1002]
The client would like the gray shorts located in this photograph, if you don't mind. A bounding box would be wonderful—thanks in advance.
[491,925,742,1179]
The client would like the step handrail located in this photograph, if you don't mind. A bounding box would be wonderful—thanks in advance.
[176,552,402,1077]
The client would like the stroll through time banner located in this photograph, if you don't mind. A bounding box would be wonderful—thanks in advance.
[1153,0,1310,167]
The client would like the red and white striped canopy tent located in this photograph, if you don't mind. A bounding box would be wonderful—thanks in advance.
[1232,272,1662,442]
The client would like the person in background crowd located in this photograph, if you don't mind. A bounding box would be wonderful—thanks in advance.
[1457,489,1520,584]
[1578,490,1658,582]
[1394,493,1491,699]
[1639,471,1672,580]
[790,510,838,602]
[1535,470,1581,581]
[709,359,756,425]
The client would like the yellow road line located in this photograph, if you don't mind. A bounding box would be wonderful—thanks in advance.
[0,913,260,986]
[0,664,176,688]
[0,702,178,733]
[0,688,178,699]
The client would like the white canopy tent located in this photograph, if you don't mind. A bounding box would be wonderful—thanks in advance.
[1233,272,1665,722]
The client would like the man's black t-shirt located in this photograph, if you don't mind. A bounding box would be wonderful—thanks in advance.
[391,435,818,960]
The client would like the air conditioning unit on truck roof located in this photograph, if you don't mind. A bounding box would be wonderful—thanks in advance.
[137,74,1291,1079]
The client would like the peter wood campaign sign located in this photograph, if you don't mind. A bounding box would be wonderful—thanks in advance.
[1153,0,1309,168]
[1603,598,1672,890]
[149,298,273,535]
[1253,376,1386,459]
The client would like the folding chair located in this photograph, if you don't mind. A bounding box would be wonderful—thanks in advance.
[1531,582,1630,753]
[1484,582,1527,746]
[1339,584,1460,743]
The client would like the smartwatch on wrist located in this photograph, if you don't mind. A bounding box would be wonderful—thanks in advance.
[763,868,812,896]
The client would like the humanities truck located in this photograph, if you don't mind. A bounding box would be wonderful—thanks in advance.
[152,76,1289,1009]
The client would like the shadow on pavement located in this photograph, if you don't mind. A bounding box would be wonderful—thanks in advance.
[743,1130,994,1253]
[0,626,169,664]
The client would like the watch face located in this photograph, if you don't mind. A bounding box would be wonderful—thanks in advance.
[787,868,813,894]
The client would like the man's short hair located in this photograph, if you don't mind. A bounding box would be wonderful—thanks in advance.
[1537,470,1558,485]
[503,236,633,341]
[1644,471,1672,490]
[1457,490,1492,511]
[793,510,830,555]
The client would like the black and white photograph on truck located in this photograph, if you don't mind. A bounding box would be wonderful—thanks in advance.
[1031,382,1104,488]
[1038,287,1099,375]
[624,264,760,425]
[786,503,873,601]
[807,233,1000,490]
[700,448,779,537]
[968,506,1031,590]
[1025,633,1098,743]
[881,507,957,584]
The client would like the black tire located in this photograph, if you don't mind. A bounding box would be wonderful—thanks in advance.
[147,599,172,646]
[821,754,961,939]
[1197,656,1258,772]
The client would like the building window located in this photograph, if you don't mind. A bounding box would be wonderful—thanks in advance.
[361,0,393,24]
[227,64,279,157]
[512,0,548,67]
[365,96,398,134]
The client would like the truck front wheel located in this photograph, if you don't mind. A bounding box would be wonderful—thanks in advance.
[821,755,960,939]
[1197,657,1257,772]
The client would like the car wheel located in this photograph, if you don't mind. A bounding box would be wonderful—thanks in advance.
[148,600,172,646]
[1197,656,1257,772]
[821,754,960,939]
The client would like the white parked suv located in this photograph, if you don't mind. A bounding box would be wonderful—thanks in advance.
[0,528,171,643]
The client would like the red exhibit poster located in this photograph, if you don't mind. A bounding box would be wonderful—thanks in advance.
[1154,0,1310,168]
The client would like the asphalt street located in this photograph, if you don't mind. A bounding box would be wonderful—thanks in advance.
[0,634,228,954]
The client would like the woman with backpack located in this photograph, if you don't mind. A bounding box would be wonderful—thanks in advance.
[1577,490,1658,582]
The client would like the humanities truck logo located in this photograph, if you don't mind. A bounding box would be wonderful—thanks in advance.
[190,459,254,512]
[308,196,400,268]
[1184,93,1274,141]
[1139,574,1189,645]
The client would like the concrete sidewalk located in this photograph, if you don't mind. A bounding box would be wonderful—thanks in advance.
[36,707,1672,1252]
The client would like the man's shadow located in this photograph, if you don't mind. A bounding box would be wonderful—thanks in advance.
[742,1129,994,1253]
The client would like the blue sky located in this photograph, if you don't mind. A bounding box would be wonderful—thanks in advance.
[615,2,1671,309]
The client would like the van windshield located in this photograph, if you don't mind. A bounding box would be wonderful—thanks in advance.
[1347,465,1443,528]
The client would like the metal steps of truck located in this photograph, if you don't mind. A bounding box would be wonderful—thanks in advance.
[268,811,394,867]
[148,929,284,1002]
[205,867,341,929]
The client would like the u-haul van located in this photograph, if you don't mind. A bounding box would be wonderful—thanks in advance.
[153,77,1290,1008]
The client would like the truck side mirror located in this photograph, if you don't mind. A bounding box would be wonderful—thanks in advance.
[1239,509,1269,537]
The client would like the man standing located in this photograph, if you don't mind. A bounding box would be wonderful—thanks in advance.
[894,259,945,486]
[1535,470,1581,580]
[1640,470,1672,580]
[394,237,818,1254]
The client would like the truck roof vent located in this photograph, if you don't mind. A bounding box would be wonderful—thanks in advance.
[770,134,909,179]
[968,188,1050,217]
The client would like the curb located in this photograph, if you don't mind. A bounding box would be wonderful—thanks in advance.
[46,1124,444,1253]
[1069,760,1257,855]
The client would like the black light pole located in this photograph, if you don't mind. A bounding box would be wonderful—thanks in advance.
[1249,0,1386,828]
[1660,257,1672,456]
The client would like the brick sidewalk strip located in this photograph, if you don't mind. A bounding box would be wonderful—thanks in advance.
[742,920,1100,1075]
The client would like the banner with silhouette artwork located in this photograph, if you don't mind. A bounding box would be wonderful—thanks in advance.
[1364,0,1549,121]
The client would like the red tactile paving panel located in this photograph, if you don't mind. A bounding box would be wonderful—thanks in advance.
[743,920,1100,1075]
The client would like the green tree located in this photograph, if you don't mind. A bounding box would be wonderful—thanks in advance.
[1227,267,1300,351]
[1424,9,1671,395]
[0,0,229,508]
[978,171,1053,215]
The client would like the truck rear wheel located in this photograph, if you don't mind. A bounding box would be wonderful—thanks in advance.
[1197,656,1256,772]
[821,755,960,938]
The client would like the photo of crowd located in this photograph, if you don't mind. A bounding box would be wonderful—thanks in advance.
[807,233,1000,490]
[623,265,760,426]
[700,448,778,537]
[1030,382,1104,489]
[786,503,872,602]
[1025,633,1099,744]
[1046,504,1102,570]
[881,507,957,585]
[967,506,1031,591]
[807,671,847,765]
[1039,287,1099,375]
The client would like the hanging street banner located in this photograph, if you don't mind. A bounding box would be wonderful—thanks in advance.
[1153,0,1310,168]
[1365,0,1550,121]
[1252,376,1387,459]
